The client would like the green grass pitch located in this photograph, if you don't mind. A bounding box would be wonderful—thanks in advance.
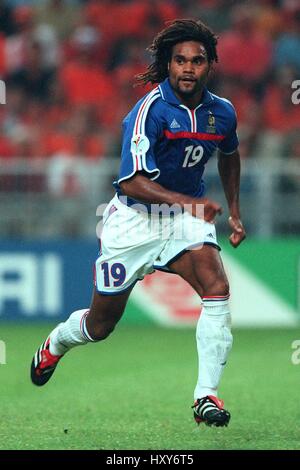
[0,324,300,450]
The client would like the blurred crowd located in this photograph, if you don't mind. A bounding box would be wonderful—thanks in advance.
[0,0,300,171]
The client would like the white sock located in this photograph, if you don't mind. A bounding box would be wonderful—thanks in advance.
[49,309,95,356]
[194,296,233,400]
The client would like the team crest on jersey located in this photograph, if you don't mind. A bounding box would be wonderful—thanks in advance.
[206,112,216,133]
[131,134,150,155]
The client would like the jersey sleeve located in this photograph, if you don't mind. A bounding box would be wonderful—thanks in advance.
[117,94,161,184]
[218,106,239,155]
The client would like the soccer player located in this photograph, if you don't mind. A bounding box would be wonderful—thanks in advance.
[31,19,246,427]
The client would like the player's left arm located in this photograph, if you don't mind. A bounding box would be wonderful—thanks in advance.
[217,148,246,248]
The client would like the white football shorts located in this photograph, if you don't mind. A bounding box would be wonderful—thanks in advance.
[94,194,220,295]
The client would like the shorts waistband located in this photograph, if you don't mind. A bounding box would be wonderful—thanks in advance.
[116,193,184,217]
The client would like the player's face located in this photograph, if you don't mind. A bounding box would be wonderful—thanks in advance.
[168,41,211,103]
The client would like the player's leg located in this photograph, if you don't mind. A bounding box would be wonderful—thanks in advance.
[169,245,232,426]
[31,288,132,386]
[51,287,133,351]
[30,192,162,386]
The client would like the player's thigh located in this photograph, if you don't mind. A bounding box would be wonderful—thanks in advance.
[95,195,161,295]
[169,245,229,295]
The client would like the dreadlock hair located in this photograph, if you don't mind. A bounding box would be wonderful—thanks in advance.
[135,19,218,87]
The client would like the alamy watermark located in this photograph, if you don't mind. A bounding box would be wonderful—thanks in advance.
[291,340,300,365]
[291,80,300,105]
[96,197,207,249]
[0,340,6,365]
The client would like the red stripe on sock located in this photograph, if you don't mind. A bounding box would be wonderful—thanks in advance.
[202,295,230,302]
[80,310,89,338]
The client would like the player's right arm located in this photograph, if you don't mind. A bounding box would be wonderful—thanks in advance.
[120,174,222,223]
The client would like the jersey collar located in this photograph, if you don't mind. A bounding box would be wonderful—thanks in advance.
[158,78,214,108]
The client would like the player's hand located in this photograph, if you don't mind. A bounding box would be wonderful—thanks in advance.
[228,216,246,248]
[188,197,222,223]
[202,198,223,223]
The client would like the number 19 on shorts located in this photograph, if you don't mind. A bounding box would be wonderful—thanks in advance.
[101,262,126,287]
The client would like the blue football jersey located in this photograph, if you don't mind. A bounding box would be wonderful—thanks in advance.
[113,78,238,206]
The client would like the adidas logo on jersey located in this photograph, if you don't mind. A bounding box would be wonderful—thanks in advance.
[207,233,215,238]
[170,118,181,129]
